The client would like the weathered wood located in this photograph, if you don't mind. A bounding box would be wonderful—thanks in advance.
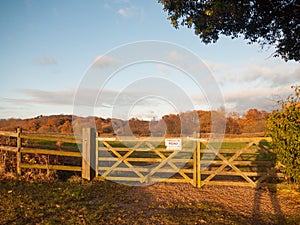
[99,146,194,152]
[197,140,201,188]
[193,144,197,187]
[20,148,82,157]
[0,146,17,152]
[21,134,79,144]
[98,167,193,173]
[95,132,99,177]
[201,171,283,177]
[81,128,96,180]
[20,163,81,171]
[16,128,22,175]
[0,131,17,137]
[201,181,254,187]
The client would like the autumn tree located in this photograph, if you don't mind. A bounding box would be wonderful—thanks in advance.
[240,108,269,133]
[158,0,300,61]
[226,117,241,134]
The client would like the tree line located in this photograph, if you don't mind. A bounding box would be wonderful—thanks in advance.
[0,108,269,136]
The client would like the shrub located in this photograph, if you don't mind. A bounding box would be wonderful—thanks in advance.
[267,85,300,183]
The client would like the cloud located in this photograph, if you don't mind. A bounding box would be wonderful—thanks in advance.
[117,7,130,17]
[36,56,58,66]
[201,58,300,113]
[92,55,121,68]
[168,51,185,62]
[117,6,143,19]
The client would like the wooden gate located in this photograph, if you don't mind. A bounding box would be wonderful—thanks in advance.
[96,137,197,186]
[198,138,282,188]
[95,135,282,188]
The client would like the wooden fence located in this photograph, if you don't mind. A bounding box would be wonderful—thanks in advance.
[97,136,197,186]
[0,128,82,175]
[0,128,283,188]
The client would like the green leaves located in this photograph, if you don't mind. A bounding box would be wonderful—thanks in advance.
[267,85,300,183]
[158,0,300,61]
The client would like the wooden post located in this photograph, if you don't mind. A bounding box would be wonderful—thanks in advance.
[16,128,22,175]
[197,140,201,188]
[82,128,96,180]
[95,132,99,177]
[193,132,197,187]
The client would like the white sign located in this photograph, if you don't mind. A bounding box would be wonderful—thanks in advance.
[165,138,182,150]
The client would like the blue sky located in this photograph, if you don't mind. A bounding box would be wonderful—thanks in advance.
[0,0,299,120]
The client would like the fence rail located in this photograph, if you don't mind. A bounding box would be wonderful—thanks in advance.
[0,128,82,175]
[0,128,283,188]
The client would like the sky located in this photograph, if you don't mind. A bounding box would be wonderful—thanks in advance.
[0,0,299,120]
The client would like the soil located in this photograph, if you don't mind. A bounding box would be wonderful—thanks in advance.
[109,182,300,225]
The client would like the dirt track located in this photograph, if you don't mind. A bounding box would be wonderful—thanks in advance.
[112,182,300,224]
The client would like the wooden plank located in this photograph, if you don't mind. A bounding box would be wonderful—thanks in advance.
[98,167,193,173]
[201,181,254,187]
[200,160,274,166]
[81,128,96,180]
[201,149,273,154]
[95,133,99,177]
[20,148,82,157]
[197,140,201,188]
[101,176,193,183]
[0,146,17,152]
[20,134,79,144]
[0,131,17,137]
[101,176,142,182]
[99,147,194,153]
[151,178,193,183]
[20,163,81,171]
[127,158,193,163]
[98,157,194,163]
[201,137,272,143]
[193,144,197,187]
[200,171,281,177]
[16,128,22,175]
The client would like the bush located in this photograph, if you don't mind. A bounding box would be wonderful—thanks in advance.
[267,85,300,183]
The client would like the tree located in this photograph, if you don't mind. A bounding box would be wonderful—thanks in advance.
[158,0,300,61]
[267,85,300,183]
[226,117,241,134]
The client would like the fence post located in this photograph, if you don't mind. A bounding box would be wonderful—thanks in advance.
[197,140,201,188]
[95,132,99,177]
[16,127,22,175]
[82,128,96,180]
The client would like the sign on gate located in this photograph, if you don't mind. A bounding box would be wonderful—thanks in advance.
[165,138,182,150]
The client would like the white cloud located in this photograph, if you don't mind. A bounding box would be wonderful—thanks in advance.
[167,51,186,62]
[117,6,143,20]
[36,56,58,66]
[92,55,121,68]
[117,7,130,17]
[201,58,300,113]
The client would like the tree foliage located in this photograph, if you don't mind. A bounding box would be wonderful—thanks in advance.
[158,0,300,61]
[267,85,300,183]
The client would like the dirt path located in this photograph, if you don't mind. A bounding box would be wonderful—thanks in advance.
[112,182,300,225]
